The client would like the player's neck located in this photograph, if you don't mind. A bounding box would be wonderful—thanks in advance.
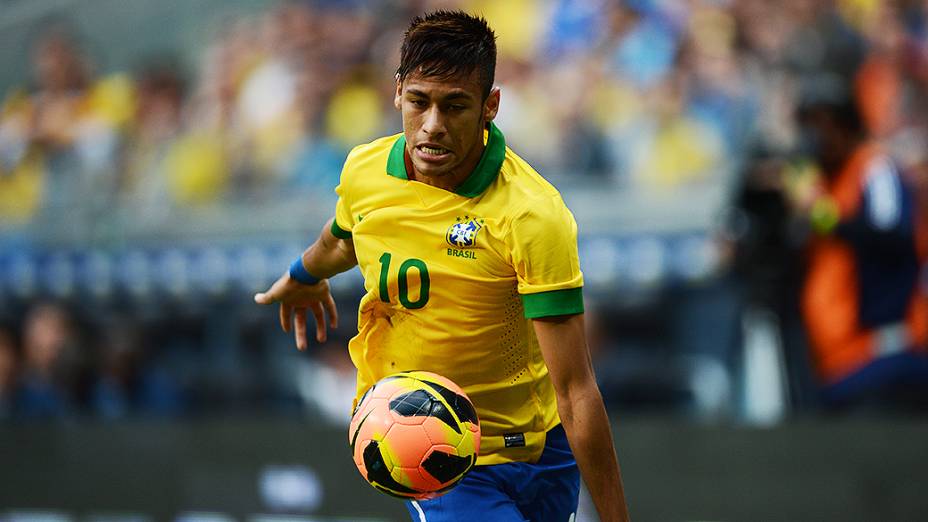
[405,142,486,193]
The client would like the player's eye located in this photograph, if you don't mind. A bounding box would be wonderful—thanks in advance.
[449,104,467,111]
[410,99,428,108]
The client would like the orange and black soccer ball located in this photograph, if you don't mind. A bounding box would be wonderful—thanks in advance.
[348,371,481,500]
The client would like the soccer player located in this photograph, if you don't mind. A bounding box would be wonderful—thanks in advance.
[255,11,630,521]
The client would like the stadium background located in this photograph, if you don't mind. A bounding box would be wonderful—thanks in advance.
[0,0,926,520]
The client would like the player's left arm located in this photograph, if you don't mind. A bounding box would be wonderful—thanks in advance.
[533,314,630,522]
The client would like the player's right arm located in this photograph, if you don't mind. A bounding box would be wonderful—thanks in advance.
[254,217,357,350]
[508,190,629,519]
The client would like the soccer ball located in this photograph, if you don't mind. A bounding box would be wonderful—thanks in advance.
[348,371,480,500]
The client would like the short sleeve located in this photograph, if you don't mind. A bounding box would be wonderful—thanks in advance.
[508,196,584,318]
[332,185,353,238]
[331,149,359,238]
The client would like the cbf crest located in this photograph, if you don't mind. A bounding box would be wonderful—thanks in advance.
[446,217,483,248]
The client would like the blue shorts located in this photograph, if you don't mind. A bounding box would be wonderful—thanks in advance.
[405,424,580,522]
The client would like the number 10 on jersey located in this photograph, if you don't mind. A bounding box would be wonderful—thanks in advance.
[378,252,430,309]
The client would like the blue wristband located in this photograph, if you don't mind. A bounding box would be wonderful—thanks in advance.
[289,256,321,285]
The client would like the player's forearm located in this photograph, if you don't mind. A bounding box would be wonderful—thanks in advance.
[558,384,630,522]
[533,314,630,520]
[302,218,358,278]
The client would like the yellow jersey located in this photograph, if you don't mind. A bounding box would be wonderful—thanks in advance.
[332,123,584,465]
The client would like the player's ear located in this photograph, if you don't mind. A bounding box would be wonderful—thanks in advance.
[394,76,403,110]
[483,86,500,122]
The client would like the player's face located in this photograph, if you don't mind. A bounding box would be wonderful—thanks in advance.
[395,70,500,182]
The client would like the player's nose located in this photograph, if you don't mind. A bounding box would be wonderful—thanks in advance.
[422,106,447,136]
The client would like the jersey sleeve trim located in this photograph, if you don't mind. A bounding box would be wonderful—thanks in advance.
[521,287,584,318]
[330,219,352,239]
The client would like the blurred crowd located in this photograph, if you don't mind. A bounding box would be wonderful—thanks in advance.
[0,303,179,419]
[2,0,927,221]
[0,298,360,421]
[4,0,920,226]
[0,0,927,421]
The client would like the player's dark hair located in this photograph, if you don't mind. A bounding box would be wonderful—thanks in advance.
[397,11,497,99]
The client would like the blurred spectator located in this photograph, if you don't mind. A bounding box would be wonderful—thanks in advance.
[605,2,680,90]
[121,58,187,219]
[796,77,928,411]
[543,0,611,60]
[90,320,184,418]
[621,71,725,191]
[14,303,83,418]
[468,0,545,62]
[0,91,44,224]
[0,21,133,227]
[0,327,18,418]
[494,57,561,172]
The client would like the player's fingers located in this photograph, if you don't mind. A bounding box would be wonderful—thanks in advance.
[255,273,291,305]
[255,287,281,304]
[310,303,327,344]
[294,307,308,351]
[279,303,292,333]
[254,287,278,305]
[325,293,338,329]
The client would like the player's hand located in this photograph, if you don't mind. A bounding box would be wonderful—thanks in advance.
[254,273,338,351]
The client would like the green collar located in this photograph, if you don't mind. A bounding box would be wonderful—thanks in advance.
[385,122,506,197]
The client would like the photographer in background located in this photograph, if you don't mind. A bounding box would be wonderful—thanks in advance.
[796,77,928,412]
